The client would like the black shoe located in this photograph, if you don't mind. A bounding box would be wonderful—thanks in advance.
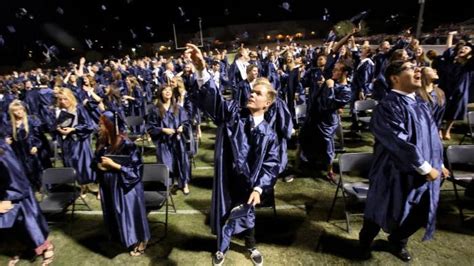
[249,248,263,266]
[393,247,412,262]
[212,251,225,266]
[358,245,372,260]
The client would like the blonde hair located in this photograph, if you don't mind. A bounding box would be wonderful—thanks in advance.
[57,87,78,112]
[8,100,29,141]
[254,77,277,105]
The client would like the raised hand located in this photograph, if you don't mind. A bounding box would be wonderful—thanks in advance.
[185,43,206,71]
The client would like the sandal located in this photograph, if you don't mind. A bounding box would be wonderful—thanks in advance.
[8,256,20,266]
[129,242,147,257]
[41,244,54,266]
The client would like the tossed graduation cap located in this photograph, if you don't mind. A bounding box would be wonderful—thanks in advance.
[349,10,370,26]
[0,35,4,47]
[85,39,93,49]
[101,5,107,11]
[56,7,64,15]
[280,2,291,12]
[7,25,16,33]
[15,8,28,19]
[130,29,137,39]
[322,8,330,22]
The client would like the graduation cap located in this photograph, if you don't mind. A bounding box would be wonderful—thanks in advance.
[15,8,28,19]
[322,8,330,22]
[0,35,4,47]
[227,204,253,220]
[85,39,93,49]
[349,10,370,26]
[280,2,291,12]
[56,7,64,15]
[219,204,256,252]
[7,26,16,34]
[130,29,137,39]
[101,5,107,11]
[57,110,75,128]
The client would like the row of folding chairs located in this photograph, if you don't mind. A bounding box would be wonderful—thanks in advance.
[39,164,174,238]
[327,145,474,232]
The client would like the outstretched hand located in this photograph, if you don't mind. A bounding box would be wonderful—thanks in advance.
[185,43,206,71]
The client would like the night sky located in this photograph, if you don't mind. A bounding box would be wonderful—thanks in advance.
[0,0,472,66]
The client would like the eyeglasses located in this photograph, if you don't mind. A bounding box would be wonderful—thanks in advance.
[400,65,417,72]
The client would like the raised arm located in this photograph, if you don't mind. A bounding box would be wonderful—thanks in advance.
[186,43,239,125]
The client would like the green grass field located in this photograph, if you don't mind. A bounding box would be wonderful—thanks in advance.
[0,115,473,265]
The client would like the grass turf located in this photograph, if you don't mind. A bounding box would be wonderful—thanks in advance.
[0,114,473,265]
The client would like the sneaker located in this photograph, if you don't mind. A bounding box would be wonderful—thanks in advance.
[212,251,225,266]
[249,249,263,266]
[283,175,295,183]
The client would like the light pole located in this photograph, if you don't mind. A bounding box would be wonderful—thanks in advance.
[416,0,425,39]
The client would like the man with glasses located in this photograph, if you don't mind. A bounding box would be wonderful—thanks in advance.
[358,60,450,261]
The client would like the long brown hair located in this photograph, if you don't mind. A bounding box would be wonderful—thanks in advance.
[155,85,180,118]
[96,115,124,153]
[418,67,445,106]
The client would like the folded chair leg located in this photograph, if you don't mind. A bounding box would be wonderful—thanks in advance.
[168,194,177,213]
[327,180,341,222]
[452,181,465,223]
[345,211,351,233]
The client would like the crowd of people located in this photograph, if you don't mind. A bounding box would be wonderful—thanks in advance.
[0,23,473,265]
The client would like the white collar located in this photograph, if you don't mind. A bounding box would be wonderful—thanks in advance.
[392,89,416,99]
[252,114,264,128]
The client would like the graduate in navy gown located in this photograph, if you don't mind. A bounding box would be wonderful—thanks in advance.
[123,76,146,135]
[186,44,280,266]
[0,139,54,265]
[302,61,352,182]
[146,85,191,195]
[263,52,281,91]
[233,65,259,108]
[263,88,294,179]
[55,88,96,197]
[92,111,150,256]
[359,61,450,262]
[441,42,474,140]
[417,67,446,133]
[6,100,44,191]
[228,47,250,92]
[172,76,200,158]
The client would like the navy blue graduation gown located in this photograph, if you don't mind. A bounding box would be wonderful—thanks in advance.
[190,76,280,252]
[279,67,305,124]
[146,105,191,188]
[124,87,146,134]
[265,97,293,174]
[442,60,474,121]
[38,87,55,129]
[300,84,351,165]
[7,116,44,191]
[264,60,280,91]
[352,59,375,96]
[23,89,41,116]
[365,91,443,240]
[233,80,252,108]
[428,90,446,130]
[57,106,96,184]
[0,140,49,250]
[93,138,150,248]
